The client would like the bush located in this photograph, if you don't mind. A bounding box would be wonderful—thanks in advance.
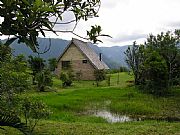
[140,51,168,96]
[35,69,53,92]
[60,70,74,87]
[94,69,106,87]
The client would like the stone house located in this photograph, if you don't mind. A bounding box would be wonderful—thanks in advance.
[55,38,109,80]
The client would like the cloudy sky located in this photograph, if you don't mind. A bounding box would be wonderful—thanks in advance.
[53,0,180,46]
[1,0,180,47]
[76,0,180,46]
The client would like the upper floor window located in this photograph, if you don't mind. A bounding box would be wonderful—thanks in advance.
[62,61,70,69]
[82,60,87,63]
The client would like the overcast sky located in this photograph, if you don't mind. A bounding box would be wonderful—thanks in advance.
[52,0,180,46]
[1,0,180,47]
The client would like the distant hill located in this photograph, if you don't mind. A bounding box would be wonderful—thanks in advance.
[7,38,129,69]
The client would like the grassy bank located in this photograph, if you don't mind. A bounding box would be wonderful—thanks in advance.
[31,85,180,122]
[1,72,180,134]
[1,120,180,135]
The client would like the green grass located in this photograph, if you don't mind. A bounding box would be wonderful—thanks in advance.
[52,72,134,89]
[30,86,179,122]
[24,72,180,123]
[1,72,180,134]
[1,121,180,135]
[36,120,180,135]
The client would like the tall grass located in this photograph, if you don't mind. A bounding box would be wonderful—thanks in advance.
[2,72,180,135]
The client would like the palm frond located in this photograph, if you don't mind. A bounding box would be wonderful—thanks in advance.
[0,112,30,135]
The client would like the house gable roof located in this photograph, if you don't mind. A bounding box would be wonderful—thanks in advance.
[58,38,109,70]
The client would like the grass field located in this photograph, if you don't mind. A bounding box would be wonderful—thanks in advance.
[1,72,180,135]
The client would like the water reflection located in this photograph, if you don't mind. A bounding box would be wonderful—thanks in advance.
[94,110,135,123]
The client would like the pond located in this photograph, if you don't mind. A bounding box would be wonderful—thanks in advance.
[93,110,138,123]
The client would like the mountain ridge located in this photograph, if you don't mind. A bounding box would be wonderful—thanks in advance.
[6,38,129,69]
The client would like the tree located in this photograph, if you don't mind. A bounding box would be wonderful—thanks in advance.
[145,31,180,87]
[125,30,180,96]
[60,63,74,87]
[0,54,31,134]
[140,50,168,95]
[36,68,53,91]
[20,97,50,134]
[124,41,144,85]
[0,0,106,51]
[94,69,106,87]
[0,0,106,133]
[28,56,45,84]
[48,58,57,72]
[0,41,11,62]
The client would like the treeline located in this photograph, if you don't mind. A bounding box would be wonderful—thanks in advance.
[125,30,180,96]
[0,43,57,134]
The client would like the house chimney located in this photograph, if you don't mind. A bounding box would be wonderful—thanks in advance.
[99,53,102,61]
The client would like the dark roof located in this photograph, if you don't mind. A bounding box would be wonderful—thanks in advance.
[58,38,109,70]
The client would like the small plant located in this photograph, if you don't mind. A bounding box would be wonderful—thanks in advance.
[20,97,51,134]
[94,69,106,87]
[35,69,53,92]
[28,56,45,85]
[48,58,57,72]
[60,70,74,87]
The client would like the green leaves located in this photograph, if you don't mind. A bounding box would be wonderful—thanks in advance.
[0,0,104,51]
[0,112,30,135]
[87,25,111,43]
[35,0,43,7]
[125,30,180,96]
[22,0,30,5]
[4,37,17,46]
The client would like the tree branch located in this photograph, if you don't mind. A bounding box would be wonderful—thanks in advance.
[51,20,76,25]
[41,28,89,40]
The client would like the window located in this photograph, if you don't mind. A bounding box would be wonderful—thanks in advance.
[82,60,87,63]
[62,61,70,69]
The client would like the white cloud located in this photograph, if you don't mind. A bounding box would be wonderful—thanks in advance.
[59,0,180,46]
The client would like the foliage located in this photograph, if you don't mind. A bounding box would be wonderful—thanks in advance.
[140,50,168,95]
[125,30,180,96]
[0,0,105,51]
[0,42,11,62]
[20,97,51,134]
[0,0,109,134]
[2,73,180,134]
[87,25,111,43]
[35,68,53,92]
[0,55,30,94]
[107,67,129,74]
[28,56,45,73]
[28,55,45,84]
[48,58,57,72]
[0,44,50,134]
[94,69,106,86]
[29,73,180,123]
[60,62,74,87]
[60,70,74,87]
[124,41,144,85]
[0,111,30,135]
[145,31,180,87]
[0,52,31,134]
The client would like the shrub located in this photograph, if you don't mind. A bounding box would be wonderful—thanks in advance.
[94,69,106,87]
[35,69,53,92]
[60,70,74,87]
